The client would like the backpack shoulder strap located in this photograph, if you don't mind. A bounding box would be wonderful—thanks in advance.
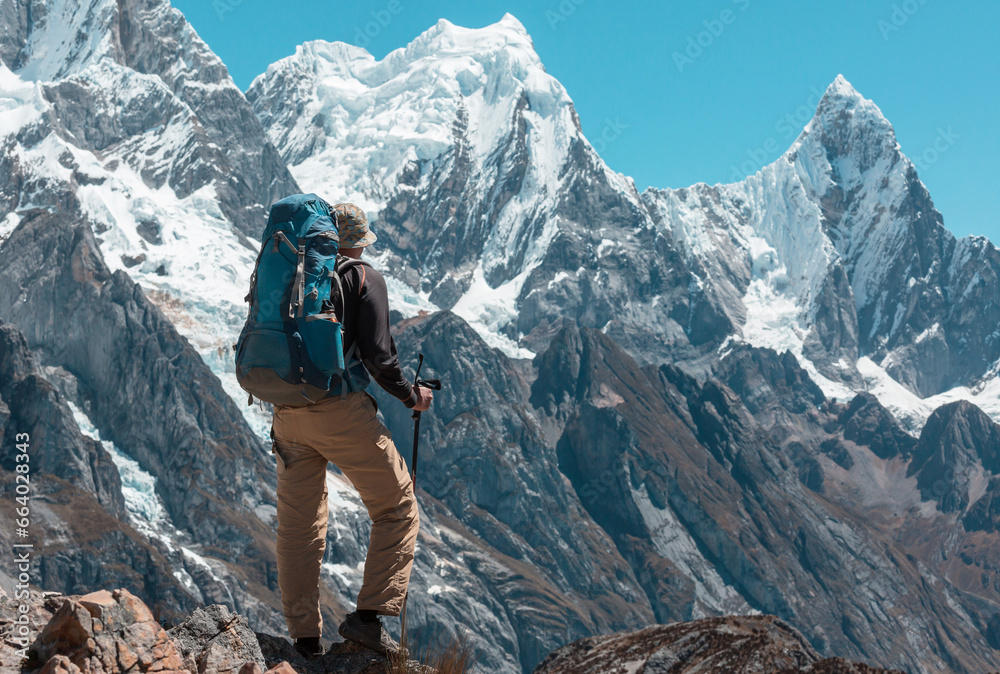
[334,256,372,277]
[329,257,373,320]
[335,258,372,294]
[330,257,374,397]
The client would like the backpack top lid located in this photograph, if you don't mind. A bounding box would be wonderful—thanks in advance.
[264,193,339,243]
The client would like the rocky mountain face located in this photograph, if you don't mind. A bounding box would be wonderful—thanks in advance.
[374,312,656,670]
[0,209,291,631]
[0,319,124,516]
[3,2,1000,674]
[910,401,1000,511]
[0,318,200,621]
[523,323,1000,673]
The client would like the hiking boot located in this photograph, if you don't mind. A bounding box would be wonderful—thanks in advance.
[294,636,325,658]
[338,611,400,656]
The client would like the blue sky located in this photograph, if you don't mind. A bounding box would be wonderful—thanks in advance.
[173,0,999,245]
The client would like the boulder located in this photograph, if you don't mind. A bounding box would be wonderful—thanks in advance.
[29,589,189,673]
[263,664,297,674]
[168,604,265,673]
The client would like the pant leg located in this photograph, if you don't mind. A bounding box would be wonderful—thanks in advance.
[291,391,420,616]
[272,409,330,638]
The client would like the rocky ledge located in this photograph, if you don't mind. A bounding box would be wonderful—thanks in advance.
[1,588,905,673]
[0,588,425,673]
[534,615,905,673]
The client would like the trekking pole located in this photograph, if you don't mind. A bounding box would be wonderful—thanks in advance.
[409,354,441,487]
[399,353,441,653]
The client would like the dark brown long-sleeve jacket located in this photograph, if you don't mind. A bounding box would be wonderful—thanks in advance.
[339,262,416,408]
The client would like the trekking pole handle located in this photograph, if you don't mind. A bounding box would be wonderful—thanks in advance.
[411,353,441,390]
[413,353,424,383]
[412,354,424,421]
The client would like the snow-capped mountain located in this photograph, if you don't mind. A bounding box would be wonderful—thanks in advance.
[251,22,999,435]
[643,75,1000,422]
[0,0,307,439]
[3,2,1000,673]
[248,14,636,358]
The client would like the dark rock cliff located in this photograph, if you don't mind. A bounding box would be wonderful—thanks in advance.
[0,210,306,632]
[0,319,193,622]
[374,311,654,672]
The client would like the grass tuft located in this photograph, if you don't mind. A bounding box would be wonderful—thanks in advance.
[384,628,476,674]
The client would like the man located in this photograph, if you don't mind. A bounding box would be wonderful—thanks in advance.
[269,202,433,658]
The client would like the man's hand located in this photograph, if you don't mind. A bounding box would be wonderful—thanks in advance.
[412,385,434,412]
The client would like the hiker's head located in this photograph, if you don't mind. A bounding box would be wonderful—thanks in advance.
[332,202,376,251]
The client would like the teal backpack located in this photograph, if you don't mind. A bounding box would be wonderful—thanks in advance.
[234,194,369,406]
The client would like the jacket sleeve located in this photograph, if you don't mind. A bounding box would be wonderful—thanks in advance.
[355,267,417,408]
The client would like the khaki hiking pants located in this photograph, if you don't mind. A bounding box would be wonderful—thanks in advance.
[271,390,419,639]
